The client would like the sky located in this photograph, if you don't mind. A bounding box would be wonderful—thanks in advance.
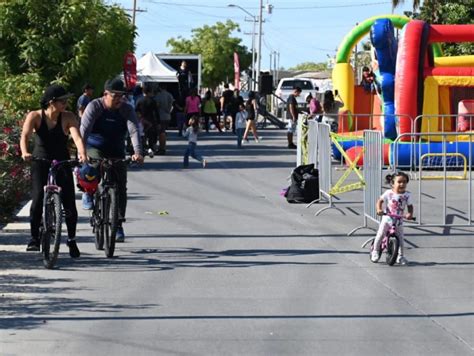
[105,0,415,70]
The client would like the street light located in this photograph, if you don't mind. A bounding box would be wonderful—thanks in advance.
[228,4,256,91]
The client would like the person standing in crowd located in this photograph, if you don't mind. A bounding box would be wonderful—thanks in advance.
[185,88,201,122]
[306,92,322,121]
[76,83,94,119]
[20,85,88,257]
[202,90,221,133]
[80,78,143,242]
[135,84,160,157]
[220,83,234,131]
[176,60,193,100]
[286,86,302,149]
[230,89,244,134]
[235,103,247,148]
[174,96,187,137]
[183,115,206,168]
[154,83,174,155]
[242,91,261,143]
[322,90,344,133]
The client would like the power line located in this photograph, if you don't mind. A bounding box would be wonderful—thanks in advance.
[144,1,392,10]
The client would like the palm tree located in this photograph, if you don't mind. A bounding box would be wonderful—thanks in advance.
[391,0,421,10]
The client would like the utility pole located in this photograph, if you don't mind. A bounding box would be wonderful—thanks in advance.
[125,0,146,27]
[273,51,277,86]
[256,0,263,92]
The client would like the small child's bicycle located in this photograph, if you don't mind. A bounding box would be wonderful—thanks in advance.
[361,213,415,266]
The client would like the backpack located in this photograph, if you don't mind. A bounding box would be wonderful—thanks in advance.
[285,164,320,204]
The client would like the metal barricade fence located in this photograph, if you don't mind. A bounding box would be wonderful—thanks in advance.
[312,123,346,215]
[348,130,382,235]
[307,120,318,166]
[392,131,474,228]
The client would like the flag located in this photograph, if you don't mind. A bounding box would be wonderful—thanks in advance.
[234,52,240,90]
[123,51,137,90]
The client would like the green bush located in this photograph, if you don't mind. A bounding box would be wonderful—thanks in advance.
[0,113,30,223]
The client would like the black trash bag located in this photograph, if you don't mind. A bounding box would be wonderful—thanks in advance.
[285,164,320,204]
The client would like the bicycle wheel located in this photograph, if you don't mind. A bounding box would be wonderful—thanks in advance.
[386,235,400,266]
[103,187,118,258]
[93,191,104,250]
[42,192,62,269]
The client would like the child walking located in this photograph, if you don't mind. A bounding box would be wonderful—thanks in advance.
[183,115,206,168]
[235,103,247,148]
[372,171,413,265]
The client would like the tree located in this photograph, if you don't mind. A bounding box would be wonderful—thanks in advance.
[167,20,252,88]
[288,62,329,72]
[401,0,474,56]
[0,0,135,115]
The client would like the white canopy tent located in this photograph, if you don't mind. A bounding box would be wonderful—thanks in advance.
[136,51,178,83]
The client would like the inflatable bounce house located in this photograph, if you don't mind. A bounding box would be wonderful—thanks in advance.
[331,15,474,166]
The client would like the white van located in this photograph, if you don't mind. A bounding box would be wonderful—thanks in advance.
[275,77,317,110]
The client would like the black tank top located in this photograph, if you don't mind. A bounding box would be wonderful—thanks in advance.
[32,110,70,160]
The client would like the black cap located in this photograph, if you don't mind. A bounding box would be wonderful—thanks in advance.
[40,85,73,108]
[104,78,126,94]
[42,85,73,102]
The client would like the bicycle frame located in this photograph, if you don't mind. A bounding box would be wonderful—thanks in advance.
[361,213,407,249]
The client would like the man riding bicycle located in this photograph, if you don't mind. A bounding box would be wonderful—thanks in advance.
[80,78,144,242]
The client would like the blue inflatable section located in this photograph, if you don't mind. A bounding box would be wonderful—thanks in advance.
[370,19,398,141]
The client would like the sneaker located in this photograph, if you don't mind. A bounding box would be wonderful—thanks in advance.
[255,136,262,143]
[82,192,93,210]
[147,148,154,158]
[156,149,166,155]
[202,159,207,168]
[26,237,40,252]
[397,255,408,265]
[116,226,125,243]
[66,239,80,258]
[288,143,297,149]
[370,250,380,263]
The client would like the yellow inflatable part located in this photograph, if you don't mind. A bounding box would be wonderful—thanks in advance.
[332,63,354,114]
[434,55,474,67]
[422,75,474,134]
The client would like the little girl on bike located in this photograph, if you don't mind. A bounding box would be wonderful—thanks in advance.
[372,171,413,265]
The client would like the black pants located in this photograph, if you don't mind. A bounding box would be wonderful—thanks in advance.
[87,147,128,223]
[30,160,77,239]
[203,113,221,132]
[144,123,158,151]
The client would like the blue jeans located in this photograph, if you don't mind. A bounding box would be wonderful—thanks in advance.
[183,142,202,166]
[236,128,245,147]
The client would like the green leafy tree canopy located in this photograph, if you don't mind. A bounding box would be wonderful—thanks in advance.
[167,20,252,88]
[0,0,135,115]
[401,0,474,56]
[288,62,329,72]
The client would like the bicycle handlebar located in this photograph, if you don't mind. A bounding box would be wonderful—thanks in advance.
[382,212,416,221]
[32,157,80,167]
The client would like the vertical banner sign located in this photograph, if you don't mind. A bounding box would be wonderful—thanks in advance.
[123,51,137,90]
[233,52,240,90]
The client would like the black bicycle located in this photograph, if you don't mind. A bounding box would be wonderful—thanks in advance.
[90,158,130,258]
[33,157,79,269]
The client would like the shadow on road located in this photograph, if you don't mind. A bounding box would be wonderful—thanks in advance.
[0,273,157,330]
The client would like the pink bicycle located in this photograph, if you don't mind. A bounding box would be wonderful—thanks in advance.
[361,213,415,266]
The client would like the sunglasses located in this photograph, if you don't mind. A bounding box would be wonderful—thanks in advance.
[106,92,125,99]
[54,98,68,105]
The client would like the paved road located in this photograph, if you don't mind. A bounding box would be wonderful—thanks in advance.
[1,130,473,355]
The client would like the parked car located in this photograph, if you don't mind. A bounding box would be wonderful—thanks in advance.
[275,78,318,112]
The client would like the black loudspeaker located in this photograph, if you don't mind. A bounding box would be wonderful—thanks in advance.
[259,74,273,95]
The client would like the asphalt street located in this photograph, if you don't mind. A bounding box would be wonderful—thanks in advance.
[1,130,473,355]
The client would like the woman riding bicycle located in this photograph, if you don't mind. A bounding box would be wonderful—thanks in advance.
[20,85,88,257]
[372,171,414,265]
